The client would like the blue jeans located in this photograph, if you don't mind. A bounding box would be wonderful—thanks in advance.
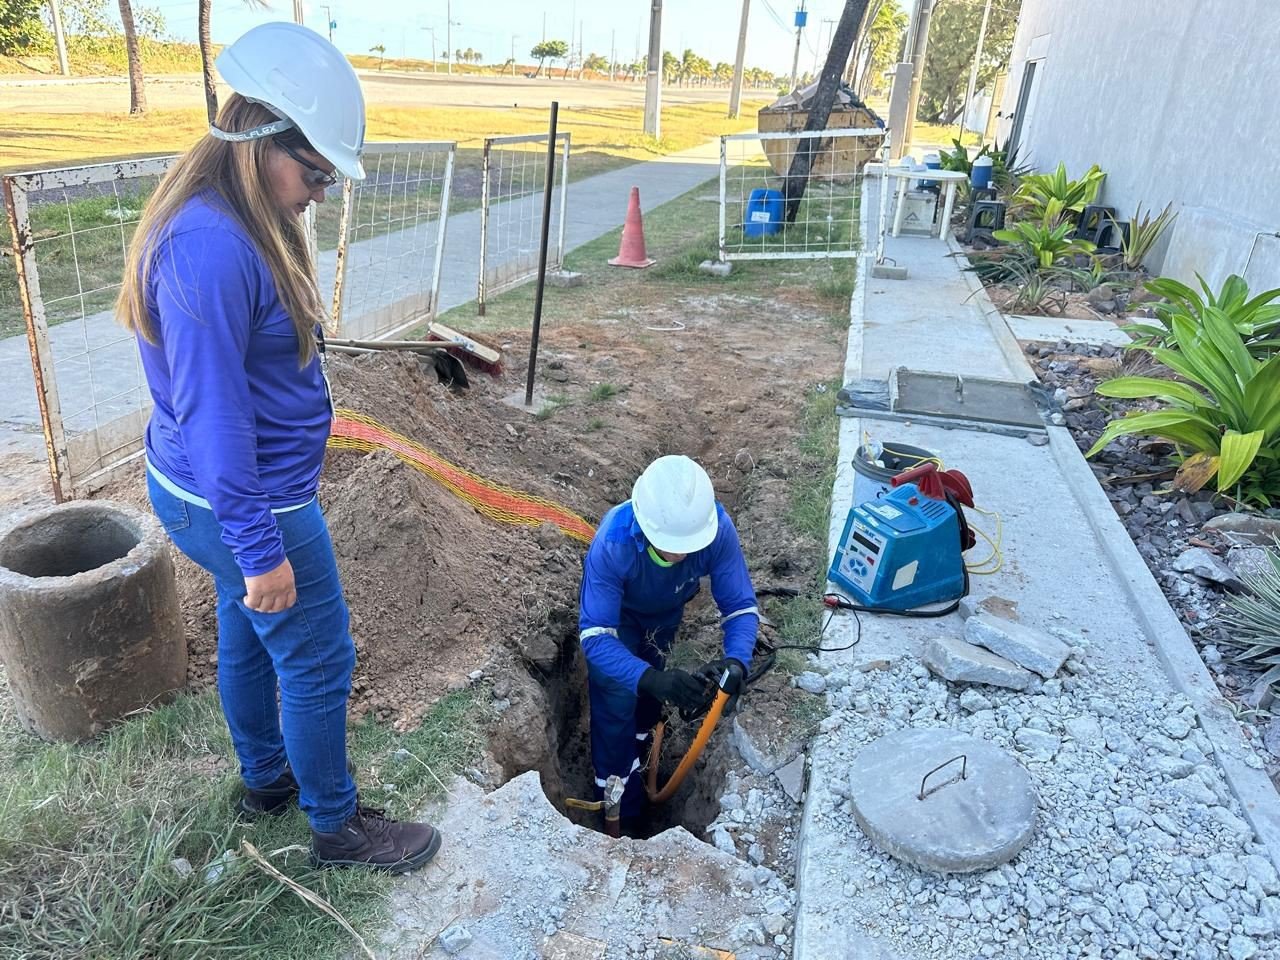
[586,621,678,818]
[147,474,358,832]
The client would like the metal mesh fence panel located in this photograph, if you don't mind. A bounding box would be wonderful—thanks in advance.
[326,142,455,341]
[477,133,570,314]
[2,158,176,499]
[718,128,883,261]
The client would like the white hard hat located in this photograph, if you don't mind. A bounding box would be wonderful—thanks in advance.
[212,21,366,180]
[631,456,719,554]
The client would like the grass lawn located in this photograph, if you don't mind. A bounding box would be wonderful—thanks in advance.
[0,676,488,960]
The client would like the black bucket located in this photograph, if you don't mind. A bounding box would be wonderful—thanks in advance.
[852,442,937,507]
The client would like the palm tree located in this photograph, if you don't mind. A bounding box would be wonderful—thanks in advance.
[117,0,146,114]
[713,61,732,86]
[583,52,608,76]
[370,43,387,70]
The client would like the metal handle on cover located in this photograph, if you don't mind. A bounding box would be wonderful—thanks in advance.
[918,754,967,801]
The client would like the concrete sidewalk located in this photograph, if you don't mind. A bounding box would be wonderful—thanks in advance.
[792,177,1280,958]
[0,139,723,491]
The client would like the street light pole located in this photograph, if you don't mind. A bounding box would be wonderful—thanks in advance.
[643,0,662,137]
[961,0,993,142]
[728,0,750,118]
[446,0,452,75]
[321,6,333,43]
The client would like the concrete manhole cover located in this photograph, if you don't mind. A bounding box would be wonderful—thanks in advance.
[847,728,1038,874]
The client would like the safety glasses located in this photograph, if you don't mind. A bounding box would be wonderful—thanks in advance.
[276,140,339,189]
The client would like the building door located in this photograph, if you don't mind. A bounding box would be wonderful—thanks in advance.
[1007,59,1039,154]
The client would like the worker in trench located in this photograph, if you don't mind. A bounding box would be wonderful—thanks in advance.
[116,23,439,873]
[578,455,759,833]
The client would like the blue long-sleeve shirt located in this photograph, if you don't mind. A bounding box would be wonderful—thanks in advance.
[579,500,759,691]
[136,193,332,577]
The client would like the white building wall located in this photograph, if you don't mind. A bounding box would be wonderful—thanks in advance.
[999,0,1280,291]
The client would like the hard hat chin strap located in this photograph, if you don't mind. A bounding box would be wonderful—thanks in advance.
[209,117,294,143]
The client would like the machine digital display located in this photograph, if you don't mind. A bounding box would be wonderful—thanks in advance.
[852,531,881,554]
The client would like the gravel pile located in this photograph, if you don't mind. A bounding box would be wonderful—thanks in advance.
[1027,340,1280,773]
[804,646,1280,960]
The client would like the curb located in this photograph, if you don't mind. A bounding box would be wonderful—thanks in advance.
[945,232,1039,383]
[1047,425,1280,872]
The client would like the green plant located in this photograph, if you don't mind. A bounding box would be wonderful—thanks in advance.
[1221,549,1280,691]
[1012,162,1106,224]
[1124,273,1280,356]
[1002,260,1069,315]
[992,219,1096,269]
[962,245,1038,284]
[1112,202,1177,271]
[589,383,621,402]
[1087,305,1280,499]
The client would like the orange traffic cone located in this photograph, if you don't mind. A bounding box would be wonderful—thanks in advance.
[608,186,656,269]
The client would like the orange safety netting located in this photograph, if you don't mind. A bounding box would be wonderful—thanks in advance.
[328,409,597,544]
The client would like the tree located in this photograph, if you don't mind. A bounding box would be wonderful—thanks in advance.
[856,0,908,98]
[918,0,1018,124]
[0,0,49,54]
[370,43,386,69]
[713,61,732,86]
[583,52,608,75]
[117,0,145,114]
[661,49,677,84]
[529,39,567,78]
[197,0,216,123]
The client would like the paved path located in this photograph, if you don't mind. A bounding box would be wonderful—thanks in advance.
[0,139,724,497]
[791,176,1280,958]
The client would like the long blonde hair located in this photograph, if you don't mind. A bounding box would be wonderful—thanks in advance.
[117,94,324,365]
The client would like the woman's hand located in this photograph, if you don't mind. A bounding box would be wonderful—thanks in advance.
[244,559,297,613]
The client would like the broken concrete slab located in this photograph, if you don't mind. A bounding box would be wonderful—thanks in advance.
[1173,547,1245,592]
[547,271,584,288]
[698,259,732,277]
[846,728,1038,874]
[732,715,802,775]
[871,263,909,280]
[957,594,1020,622]
[775,755,806,803]
[964,612,1071,679]
[375,772,785,959]
[921,636,1035,691]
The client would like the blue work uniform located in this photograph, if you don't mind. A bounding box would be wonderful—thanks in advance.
[578,500,759,816]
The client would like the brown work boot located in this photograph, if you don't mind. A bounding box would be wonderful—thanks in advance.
[310,804,442,874]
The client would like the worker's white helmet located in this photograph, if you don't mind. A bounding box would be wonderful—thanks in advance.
[631,455,719,554]
[212,21,366,180]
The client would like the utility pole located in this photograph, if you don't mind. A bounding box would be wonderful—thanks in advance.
[902,0,935,153]
[961,0,993,140]
[542,12,546,43]
[577,19,584,79]
[291,0,304,24]
[643,0,662,137]
[610,30,616,80]
[47,0,69,76]
[789,2,807,92]
[321,5,333,43]
[728,0,750,118]
[813,18,835,76]
[446,0,452,75]
[511,34,518,76]
[422,26,437,71]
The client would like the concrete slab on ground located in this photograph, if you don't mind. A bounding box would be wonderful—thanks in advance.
[1004,313,1133,348]
[375,772,785,960]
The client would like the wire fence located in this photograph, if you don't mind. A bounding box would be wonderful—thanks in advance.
[718,128,883,262]
[2,157,177,500]
[326,141,455,341]
[477,133,570,315]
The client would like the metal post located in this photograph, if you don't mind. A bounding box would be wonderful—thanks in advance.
[429,147,455,321]
[555,133,571,269]
[961,0,993,141]
[477,138,492,315]
[728,0,750,118]
[3,177,71,502]
[717,136,728,262]
[48,0,70,76]
[643,0,662,138]
[874,137,891,265]
[526,102,560,407]
[903,0,935,154]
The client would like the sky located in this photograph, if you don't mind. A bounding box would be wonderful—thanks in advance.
[138,0,867,76]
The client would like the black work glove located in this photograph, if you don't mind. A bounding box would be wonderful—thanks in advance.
[694,658,747,714]
[637,667,708,713]
[694,658,746,694]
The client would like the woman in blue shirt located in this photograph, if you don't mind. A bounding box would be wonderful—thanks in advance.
[115,22,439,874]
